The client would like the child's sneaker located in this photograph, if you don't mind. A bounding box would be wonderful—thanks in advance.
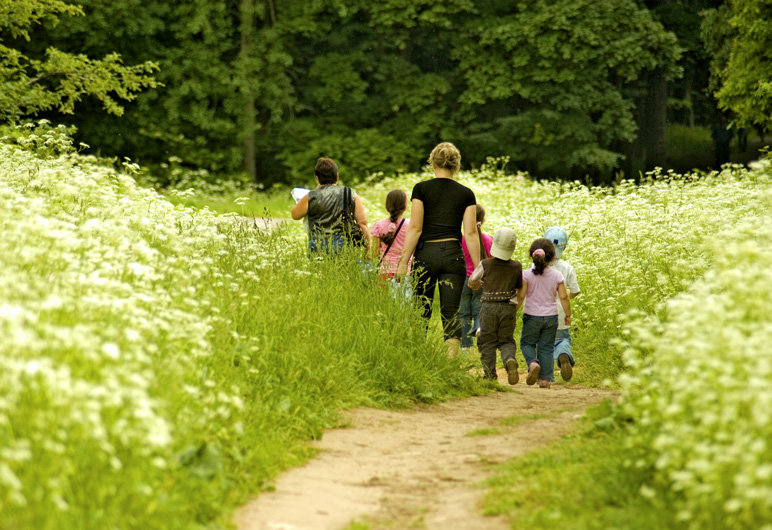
[526,361,540,385]
[506,359,519,385]
[538,379,551,389]
[558,353,573,381]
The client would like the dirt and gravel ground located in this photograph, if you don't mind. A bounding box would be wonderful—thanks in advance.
[234,367,617,530]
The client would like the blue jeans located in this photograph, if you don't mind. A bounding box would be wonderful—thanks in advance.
[459,278,482,348]
[553,328,574,367]
[520,314,558,381]
[308,234,347,255]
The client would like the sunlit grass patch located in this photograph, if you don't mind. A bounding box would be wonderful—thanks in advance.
[499,413,553,427]
[482,427,678,529]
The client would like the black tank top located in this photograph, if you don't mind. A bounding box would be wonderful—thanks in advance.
[411,178,476,242]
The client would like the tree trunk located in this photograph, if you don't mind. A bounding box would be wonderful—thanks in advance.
[643,69,667,170]
[616,69,668,181]
[240,0,257,181]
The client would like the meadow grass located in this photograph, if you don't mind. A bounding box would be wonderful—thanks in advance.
[163,189,293,218]
[0,137,485,529]
[195,161,768,385]
[3,123,771,528]
[482,404,678,529]
[481,158,772,529]
[354,162,769,385]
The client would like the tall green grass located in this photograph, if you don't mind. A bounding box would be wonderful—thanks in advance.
[481,158,771,529]
[0,136,484,529]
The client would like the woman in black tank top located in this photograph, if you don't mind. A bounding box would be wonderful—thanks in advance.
[397,143,481,354]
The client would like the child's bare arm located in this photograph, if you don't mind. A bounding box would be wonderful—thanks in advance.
[558,283,571,326]
[515,279,527,310]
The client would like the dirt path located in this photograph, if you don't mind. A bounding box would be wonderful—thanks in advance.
[234,368,617,530]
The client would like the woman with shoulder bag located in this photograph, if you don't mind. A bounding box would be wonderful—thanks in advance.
[291,157,369,256]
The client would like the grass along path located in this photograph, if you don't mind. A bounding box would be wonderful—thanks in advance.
[234,367,616,530]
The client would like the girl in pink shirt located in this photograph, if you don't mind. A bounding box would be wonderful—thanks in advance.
[460,204,493,348]
[515,238,571,388]
[370,189,410,278]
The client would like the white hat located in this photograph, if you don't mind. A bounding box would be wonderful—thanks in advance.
[490,228,517,260]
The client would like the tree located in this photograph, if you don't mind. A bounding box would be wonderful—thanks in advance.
[703,0,772,129]
[452,0,680,179]
[0,0,158,122]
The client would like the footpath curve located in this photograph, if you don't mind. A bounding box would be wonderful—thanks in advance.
[235,368,617,530]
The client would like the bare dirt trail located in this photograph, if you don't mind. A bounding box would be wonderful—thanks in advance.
[234,368,617,530]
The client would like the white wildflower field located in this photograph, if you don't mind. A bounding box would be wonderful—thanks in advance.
[0,129,478,529]
[357,160,770,384]
[1,126,771,528]
[618,166,772,529]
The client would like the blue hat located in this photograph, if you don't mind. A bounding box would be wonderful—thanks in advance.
[544,227,568,258]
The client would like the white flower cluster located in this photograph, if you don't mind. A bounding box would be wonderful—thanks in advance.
[359,163,767,382]
[618,159,772,528]
[0,142,283,522]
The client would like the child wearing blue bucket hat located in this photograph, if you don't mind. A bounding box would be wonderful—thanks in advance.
[544,227,580,381]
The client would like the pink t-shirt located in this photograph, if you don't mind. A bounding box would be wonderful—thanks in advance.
[370,217,410,275]
[462,233,493,276]
[522,267,565,316]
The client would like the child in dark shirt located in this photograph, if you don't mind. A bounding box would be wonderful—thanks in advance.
[467,228,523,383]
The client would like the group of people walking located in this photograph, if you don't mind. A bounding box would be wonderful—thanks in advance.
[291,142,580,387]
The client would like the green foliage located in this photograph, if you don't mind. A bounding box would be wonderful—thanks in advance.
[453,0,680,176]
[0,133,486,528]
[618,158,772,528]
[711,0,772,129]
[664,124,713,172]
[0,0,158,121]
[17,0,693,181]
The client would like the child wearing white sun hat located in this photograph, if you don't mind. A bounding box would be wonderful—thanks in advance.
[467,228,523,384]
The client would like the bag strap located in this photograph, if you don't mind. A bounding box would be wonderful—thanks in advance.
[344,186,355,218]
[378,218,406,268]
[342,186,350,217]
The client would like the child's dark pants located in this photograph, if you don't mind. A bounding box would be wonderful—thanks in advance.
[478,302,518,379]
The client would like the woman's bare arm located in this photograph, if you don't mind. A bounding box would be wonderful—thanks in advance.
[397,199,423,275]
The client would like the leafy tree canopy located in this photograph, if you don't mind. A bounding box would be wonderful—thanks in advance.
[0,0,159,122]
[704,0,772,128]
[453,0,680,175]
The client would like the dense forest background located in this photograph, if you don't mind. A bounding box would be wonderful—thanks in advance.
[3,0,771,184]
